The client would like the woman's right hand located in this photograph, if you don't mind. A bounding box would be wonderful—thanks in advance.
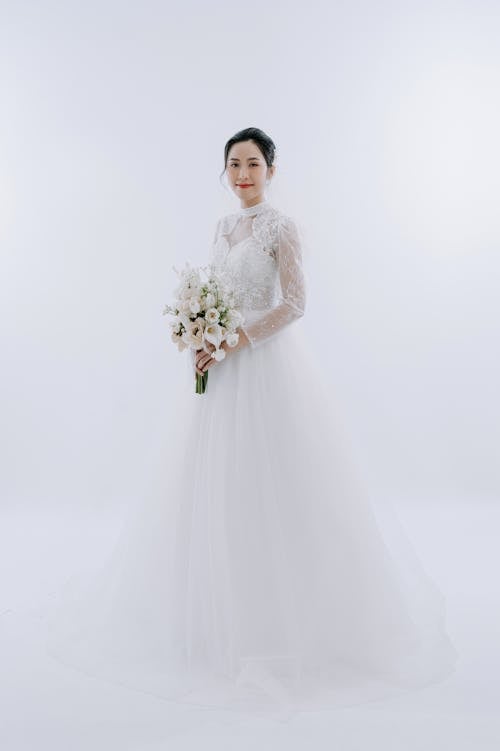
[194,329,250,374]
[195,343,217,375]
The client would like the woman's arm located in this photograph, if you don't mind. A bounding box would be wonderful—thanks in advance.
[238,215,306,349]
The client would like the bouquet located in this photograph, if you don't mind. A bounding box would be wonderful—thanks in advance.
[162,261,245,394]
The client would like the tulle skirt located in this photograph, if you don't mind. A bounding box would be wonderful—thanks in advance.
[43,317,458,719]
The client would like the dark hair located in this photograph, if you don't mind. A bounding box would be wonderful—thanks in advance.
[219,127,276,183]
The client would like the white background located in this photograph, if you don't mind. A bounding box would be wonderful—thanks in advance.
[1,1,499,749]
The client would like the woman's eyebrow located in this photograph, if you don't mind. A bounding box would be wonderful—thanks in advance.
[228,157,262,161]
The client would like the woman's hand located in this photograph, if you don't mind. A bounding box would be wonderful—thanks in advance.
[195,342,217,375]
[194,328,250,374]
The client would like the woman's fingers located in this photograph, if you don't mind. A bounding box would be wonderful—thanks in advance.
[200,356,215,373]
[196,360,212,374]
[195,352,210,372]
[196,352,209,367]
[195,346,216,374]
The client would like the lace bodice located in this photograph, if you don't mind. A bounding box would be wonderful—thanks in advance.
[209,200,306,348]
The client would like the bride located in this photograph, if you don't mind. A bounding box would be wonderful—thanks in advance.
[45,126,458,719]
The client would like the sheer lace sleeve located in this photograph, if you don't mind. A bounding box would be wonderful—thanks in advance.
[239,216,306,349]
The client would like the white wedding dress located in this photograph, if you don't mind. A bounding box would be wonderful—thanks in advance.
[44,199,458,718]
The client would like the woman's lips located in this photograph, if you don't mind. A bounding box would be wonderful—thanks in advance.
[237,184,253,188]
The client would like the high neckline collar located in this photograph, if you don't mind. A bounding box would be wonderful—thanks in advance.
[238,199,271,216]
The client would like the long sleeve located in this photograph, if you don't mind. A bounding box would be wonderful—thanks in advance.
[239,216,306,349]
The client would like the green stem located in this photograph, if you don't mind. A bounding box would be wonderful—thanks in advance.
[195,371,208,394]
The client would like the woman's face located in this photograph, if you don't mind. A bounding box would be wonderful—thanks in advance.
[225,140,274,206]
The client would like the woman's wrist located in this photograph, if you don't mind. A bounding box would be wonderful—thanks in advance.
[222,327,249,356]
[236,327,250,349]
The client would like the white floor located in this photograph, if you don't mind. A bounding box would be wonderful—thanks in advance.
[1,498,499,751]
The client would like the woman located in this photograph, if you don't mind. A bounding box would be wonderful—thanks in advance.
[45,127,458,719]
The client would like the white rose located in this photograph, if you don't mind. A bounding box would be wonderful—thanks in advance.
[171,331,188,351]
[177,311,192,329]
[182,318,204,348]
[205,307,220,324]
[189,296,201,315]
[225,332,239,347]
[225,310,243,329]
[170,320,182,334]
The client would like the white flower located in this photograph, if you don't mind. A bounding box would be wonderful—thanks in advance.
[177,311,192,329]
[170,320,182,334]
[225,332,239,347]
[182,318,205,348]
[204,322,223,349]
[171,331,188,351]
[205,307,220,324]
[189,296,201,315]
[212,347,226,362]
[223,310,238,329]
[204,292,216,308]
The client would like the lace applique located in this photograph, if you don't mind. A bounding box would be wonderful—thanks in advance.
[252,210,280,260]
[209,207,306,349]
